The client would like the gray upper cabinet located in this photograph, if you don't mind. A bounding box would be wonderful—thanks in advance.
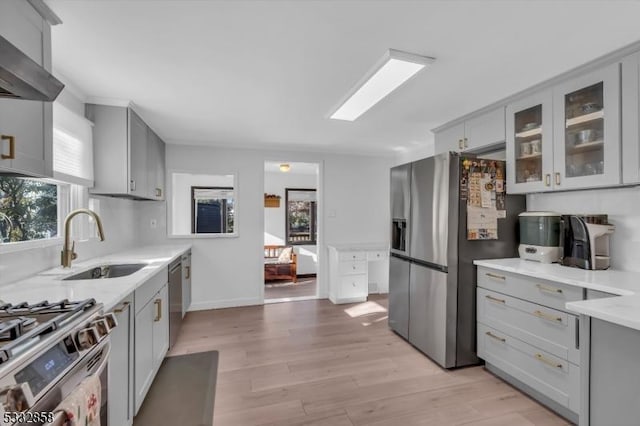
[146,128,165,200]
[0,0,53,178]
[434,107,505,154]
[88,104,165,200]
[622,52,640,185]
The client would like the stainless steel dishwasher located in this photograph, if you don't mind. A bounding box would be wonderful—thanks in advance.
[168,258,183,349]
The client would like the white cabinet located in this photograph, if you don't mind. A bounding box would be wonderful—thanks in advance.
[0,0,53,177]
[476,266,583,421]
[134,269,169,414]
[108,294,134,426]
[181,250,192,317]
[622,52,640,184]
[506,90,554,193]
[552,63,621,190]
[507,64,622,193]
[87,104,165,200]
[434,107,505,154]
[328,245,388,304]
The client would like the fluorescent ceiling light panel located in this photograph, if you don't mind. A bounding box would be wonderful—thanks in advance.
[330,49,435,121]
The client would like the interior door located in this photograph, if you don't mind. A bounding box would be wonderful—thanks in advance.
[388,256,410,339]
[408,263,451,368]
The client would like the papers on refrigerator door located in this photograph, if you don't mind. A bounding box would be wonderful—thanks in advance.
[467,206,499,240]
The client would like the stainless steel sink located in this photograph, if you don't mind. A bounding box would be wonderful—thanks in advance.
[63,263,146,281]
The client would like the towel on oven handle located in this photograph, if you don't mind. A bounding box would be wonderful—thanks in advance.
[47,375,101,426]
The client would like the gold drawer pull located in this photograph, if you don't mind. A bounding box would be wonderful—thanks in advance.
[485,272,506,281]
[1,135,15,160]
[536,283,563,294]
[533,310,563,323]
[113,301,130,313]
[485,331,506,343]
[535,353,563,369]
[485,295,506,304]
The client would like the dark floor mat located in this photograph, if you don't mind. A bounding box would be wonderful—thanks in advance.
[133,350,218,426]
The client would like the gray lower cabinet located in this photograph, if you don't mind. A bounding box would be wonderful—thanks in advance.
[134,269,169,415]
[182,250,192,317]
[476,267,582,423]
[108,294,134,426]
[587,318,640,426]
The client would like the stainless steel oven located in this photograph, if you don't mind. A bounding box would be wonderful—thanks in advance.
[0,299,116,426]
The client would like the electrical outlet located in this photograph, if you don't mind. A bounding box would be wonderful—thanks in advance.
[150,219,157,228]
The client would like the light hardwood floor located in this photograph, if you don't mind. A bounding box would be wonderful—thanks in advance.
[265,277,317,300]
[168,295,571,426]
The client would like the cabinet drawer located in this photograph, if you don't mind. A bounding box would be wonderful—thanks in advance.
[478,288,580,364]
[338,251,366,262]
[339,274,367,300]
[135,268,168,314]
[366,250,387,261]
[477,267,583,312]
[339,260,367,275]
[478,323,580,414]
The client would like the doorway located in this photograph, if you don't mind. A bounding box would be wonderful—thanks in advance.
[263,161,320,303]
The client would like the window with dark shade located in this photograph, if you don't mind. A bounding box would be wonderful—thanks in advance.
[286,188,317,245]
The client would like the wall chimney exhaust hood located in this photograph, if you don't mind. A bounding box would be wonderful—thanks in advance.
[0,35,64,102]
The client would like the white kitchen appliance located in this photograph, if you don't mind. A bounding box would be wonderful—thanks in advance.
[518,212,562,263]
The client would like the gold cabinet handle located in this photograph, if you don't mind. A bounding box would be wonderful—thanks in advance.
[485,295,506,304]
[113,301,130,313]
[555,172,561,186]
[533,310,563,323]
[485,272,506,281]
[535,353,563,369]
[485,331,506,343]
[154,298,162,321]
[1,135,15,159]
[545,174,551,187]
[464,137,468,148]
[185,265,190,279]
[155,188,162,197]
[536,283,563,294]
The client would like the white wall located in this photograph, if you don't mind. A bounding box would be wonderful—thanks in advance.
[138,145,392,310]
[528,186,640,272]
[264,169,317,275]
[394,139,435,165]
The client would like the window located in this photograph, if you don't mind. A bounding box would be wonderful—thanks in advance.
[191,186,235,234]
[0,177,59,243]
[286,188,317,245]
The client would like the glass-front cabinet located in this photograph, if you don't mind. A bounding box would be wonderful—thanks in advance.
[506,90,554,194]
[507,64,621,193]
[552,63,621,190]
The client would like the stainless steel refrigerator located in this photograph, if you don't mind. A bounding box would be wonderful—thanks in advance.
[389,152,525,368]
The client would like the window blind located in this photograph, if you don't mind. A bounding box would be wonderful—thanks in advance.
[53,102,94,187]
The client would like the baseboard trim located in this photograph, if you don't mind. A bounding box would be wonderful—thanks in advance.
[189,297,263,311]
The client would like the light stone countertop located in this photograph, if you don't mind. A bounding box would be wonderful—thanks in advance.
[0,244,192,312]
[327,242,389,251]
[474,258,640,331]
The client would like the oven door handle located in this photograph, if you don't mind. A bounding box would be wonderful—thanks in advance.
[42,410,68,426]
[93,341,111,377]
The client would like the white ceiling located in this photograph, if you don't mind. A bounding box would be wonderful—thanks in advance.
[47,0,640,156]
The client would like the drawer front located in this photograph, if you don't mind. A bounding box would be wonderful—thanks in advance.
[338,251,366,262]
[339,274,367,299]
[477,267,583,312]
[135,268,169,314]
[366,250,387,261]
[339,260,367,275]
[478,323,580,414]
[478,288,580,364]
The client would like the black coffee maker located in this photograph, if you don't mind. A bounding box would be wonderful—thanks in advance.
[559,215,614,270]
